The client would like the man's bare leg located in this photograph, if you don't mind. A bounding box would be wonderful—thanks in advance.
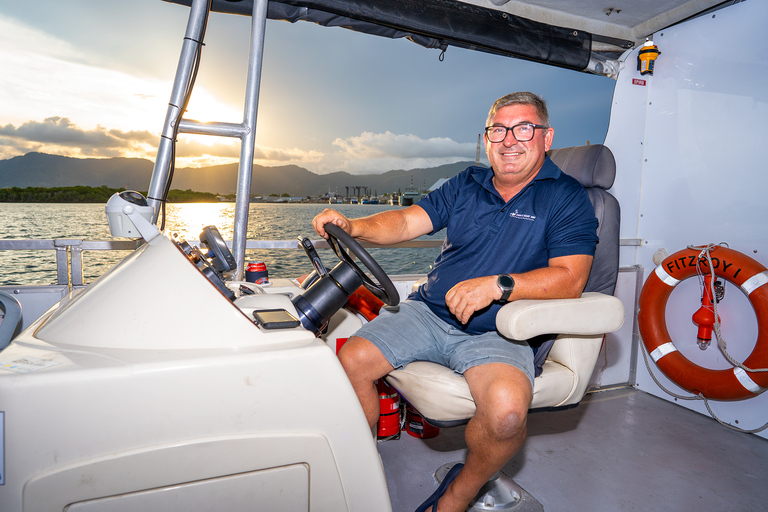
[337,335,395,427]
[430,363,532,512]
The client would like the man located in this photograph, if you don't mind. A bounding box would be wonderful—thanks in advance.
[313,92,598,512]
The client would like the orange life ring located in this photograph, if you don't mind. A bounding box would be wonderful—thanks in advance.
[638,246,768,400]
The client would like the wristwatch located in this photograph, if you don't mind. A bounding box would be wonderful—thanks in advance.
[497,274,515,302]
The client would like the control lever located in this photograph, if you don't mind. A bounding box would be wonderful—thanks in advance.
[298,237,328,278]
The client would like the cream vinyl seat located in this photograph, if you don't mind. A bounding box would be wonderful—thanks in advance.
[386,144,625,427]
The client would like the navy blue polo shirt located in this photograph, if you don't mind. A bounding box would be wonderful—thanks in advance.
[409,157,598,334]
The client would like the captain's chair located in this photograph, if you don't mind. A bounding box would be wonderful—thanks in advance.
[385,145,625,507]
[385,145,624,511]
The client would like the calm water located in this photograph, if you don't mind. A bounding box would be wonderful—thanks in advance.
[0,203,444,285]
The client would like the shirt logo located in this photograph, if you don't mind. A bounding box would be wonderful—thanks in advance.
[509,209,536,222]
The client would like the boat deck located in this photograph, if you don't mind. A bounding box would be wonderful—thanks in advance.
[378,387,768,511]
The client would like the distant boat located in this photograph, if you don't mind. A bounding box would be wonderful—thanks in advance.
[326,189,343,203]
[361,196,371,204]
[399,189,421,206]
[350,197,358,204]
[370,196,379,205]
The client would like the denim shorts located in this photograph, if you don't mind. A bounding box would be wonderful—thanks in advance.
[354,299,534,386]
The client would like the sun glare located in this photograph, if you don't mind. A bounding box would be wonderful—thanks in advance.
[164,203,236,242]
[184,87,243,124]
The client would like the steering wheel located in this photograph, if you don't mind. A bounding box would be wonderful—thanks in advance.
[324,223,399,306]
[175,227,236,301]
[200,225,236,273]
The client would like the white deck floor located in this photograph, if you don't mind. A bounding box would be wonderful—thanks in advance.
[377,388,768,511]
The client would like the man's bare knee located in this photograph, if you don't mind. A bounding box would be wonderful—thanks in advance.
[338,336,392,381]
[465,364,532,441]
[489,405,528,440]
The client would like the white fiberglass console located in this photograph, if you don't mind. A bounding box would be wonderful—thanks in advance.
[0,227,391,511]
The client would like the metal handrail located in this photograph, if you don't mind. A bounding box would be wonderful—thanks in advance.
[0,239,141,287]
[0,237,644,287]
[0,238,446,287]
[148,0,269,280]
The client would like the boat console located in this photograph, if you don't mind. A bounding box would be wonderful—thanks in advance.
[0,196,395,511]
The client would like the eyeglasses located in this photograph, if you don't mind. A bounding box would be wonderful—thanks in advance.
[485,123,548,143]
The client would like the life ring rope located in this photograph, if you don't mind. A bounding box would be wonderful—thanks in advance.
[688,244,768,376]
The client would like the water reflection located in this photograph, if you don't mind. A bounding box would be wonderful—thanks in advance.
[164,203,237,241]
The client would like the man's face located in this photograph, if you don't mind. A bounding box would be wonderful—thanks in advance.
[485,104,554,188]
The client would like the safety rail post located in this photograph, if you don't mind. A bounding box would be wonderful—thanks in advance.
[70,244,84,287]
[147,0,269,280]
[230,0,268,281]
[53,240,70,286]
[147,0,212,220]
[53,239,83,287]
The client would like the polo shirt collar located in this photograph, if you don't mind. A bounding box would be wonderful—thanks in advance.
[471,155,561,197]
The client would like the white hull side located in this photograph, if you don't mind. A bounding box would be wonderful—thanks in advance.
[605,0,768,437]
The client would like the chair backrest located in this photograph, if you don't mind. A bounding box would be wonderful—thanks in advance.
[548,144,620,295]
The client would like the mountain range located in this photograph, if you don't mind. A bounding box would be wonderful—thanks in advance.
[0,153,474,197]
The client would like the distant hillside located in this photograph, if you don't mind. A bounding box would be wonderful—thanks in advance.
[0,153,473,197]
[0,153,153,191]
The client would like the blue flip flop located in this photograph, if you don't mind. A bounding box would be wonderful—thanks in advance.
[415,462,464,512]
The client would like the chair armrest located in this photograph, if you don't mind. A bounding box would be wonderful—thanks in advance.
[496,292,624,340]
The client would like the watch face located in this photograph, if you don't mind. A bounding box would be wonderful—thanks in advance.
[498,274,514,289]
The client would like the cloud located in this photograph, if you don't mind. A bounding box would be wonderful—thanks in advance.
[0,116,325,168]
[0,117,157,159]
[326,131,477,174]
[0,23,168,133]
[334,131,474,159]
[0,117,154,146]
[170,131,476,173]
[0,114,479,175]
[0,12,482,175]
[0,14,84,62]
[173,136,325,168]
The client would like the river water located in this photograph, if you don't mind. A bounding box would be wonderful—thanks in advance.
[0,202,444,286]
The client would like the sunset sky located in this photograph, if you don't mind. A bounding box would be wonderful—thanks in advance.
[0,0,616,175]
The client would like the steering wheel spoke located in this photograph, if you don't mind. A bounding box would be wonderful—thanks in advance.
[324,223,399,307]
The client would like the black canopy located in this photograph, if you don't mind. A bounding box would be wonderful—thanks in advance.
[166,0,606,72]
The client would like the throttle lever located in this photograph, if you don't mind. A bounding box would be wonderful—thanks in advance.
[298,236,328,278]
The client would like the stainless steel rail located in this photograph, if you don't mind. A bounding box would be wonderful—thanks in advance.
[148,0,269,280]
[0,238,643,287]
[0,238,444,287]
[0,239,141,287]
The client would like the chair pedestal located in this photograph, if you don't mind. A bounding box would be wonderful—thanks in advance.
[435,462,543,512]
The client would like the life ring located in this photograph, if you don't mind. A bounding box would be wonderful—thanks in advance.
[638,246,768,400]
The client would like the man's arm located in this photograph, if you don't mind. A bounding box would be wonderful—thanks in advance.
[312,205,433,245]
[445,254,593,325]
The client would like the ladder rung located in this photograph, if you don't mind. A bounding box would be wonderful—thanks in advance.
[178,119,249,139]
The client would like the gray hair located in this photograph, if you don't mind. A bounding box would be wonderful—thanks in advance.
[486,92,550,127]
